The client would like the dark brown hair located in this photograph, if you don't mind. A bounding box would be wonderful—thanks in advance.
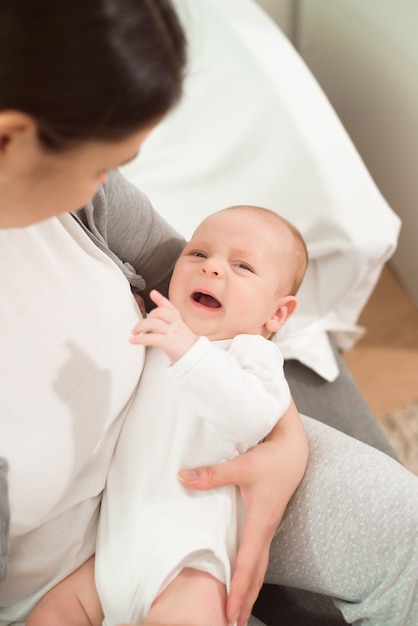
[0,0,187,150]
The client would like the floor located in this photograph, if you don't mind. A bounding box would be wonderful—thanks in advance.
[343,264,418,419]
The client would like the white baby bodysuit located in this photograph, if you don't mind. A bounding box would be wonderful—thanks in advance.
[97,333,290,624]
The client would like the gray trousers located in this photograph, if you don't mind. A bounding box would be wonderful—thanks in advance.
[250,349,418,625]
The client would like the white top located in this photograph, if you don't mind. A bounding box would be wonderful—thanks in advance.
[0,214,144,620]
[97,334,290,624]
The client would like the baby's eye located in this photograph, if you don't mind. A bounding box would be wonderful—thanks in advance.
[192,251,207,258]
[236,262,253,272]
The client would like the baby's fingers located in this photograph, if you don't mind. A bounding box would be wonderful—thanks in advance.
[148,291,183,326]
[130,322,142,336]
[130,317,168,340]
[149,289,172,309]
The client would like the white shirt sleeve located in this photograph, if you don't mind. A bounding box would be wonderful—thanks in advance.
[167,334,290,445]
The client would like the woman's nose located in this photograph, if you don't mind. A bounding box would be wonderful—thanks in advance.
[98,170,108,185]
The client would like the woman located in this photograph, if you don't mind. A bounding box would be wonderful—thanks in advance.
[0,2,417,626]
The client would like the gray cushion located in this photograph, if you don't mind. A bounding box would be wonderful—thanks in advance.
[251,339,397,625]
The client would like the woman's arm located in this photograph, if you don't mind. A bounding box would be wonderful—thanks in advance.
[76,169,186,310]
[178,397,309,626]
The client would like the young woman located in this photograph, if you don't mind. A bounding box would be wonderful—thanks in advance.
[0,2,417,626]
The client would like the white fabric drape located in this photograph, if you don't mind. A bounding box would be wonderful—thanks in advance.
[121,0,400,381]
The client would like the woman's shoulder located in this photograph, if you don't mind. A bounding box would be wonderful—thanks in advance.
[75,169,153,242]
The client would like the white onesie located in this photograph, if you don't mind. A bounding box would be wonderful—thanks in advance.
[97,333,290,624]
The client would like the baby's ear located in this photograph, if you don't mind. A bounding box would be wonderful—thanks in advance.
[265,296,298,334]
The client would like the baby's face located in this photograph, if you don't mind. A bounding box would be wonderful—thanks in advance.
[168,208,296,340]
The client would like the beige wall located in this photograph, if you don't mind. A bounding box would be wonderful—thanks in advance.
[256,0,418,305]
[255,0,296,39]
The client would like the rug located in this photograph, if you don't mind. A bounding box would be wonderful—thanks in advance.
[379,400,418,476]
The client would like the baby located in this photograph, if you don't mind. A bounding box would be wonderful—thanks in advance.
[28,205,308,626]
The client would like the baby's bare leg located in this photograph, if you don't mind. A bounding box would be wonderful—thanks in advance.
[142,567,229,626]
[26,555,103,626]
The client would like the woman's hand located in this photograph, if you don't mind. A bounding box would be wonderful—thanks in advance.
[178,399,308,626]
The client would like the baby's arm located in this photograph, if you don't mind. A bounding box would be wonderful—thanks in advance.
[130,289,198,362]
[131,290,289,445]
[168,334,289,446]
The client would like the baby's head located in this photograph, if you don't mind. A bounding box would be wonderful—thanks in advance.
[169,205,308,340]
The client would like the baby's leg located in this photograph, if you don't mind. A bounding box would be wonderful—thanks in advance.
[143,567,229,626]
[26,555,103,626]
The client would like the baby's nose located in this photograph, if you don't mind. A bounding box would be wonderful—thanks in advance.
[201,266,219,276]
[201,259,222,277]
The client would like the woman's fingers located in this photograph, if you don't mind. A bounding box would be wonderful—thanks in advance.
[227,510,273,626]
[178,452,250,490]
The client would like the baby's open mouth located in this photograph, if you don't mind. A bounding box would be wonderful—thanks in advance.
[192,292,221,308]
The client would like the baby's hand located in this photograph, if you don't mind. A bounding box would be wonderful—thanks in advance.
[130,290,198,363]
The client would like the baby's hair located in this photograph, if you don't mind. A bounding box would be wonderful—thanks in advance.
[220,205,308,296]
